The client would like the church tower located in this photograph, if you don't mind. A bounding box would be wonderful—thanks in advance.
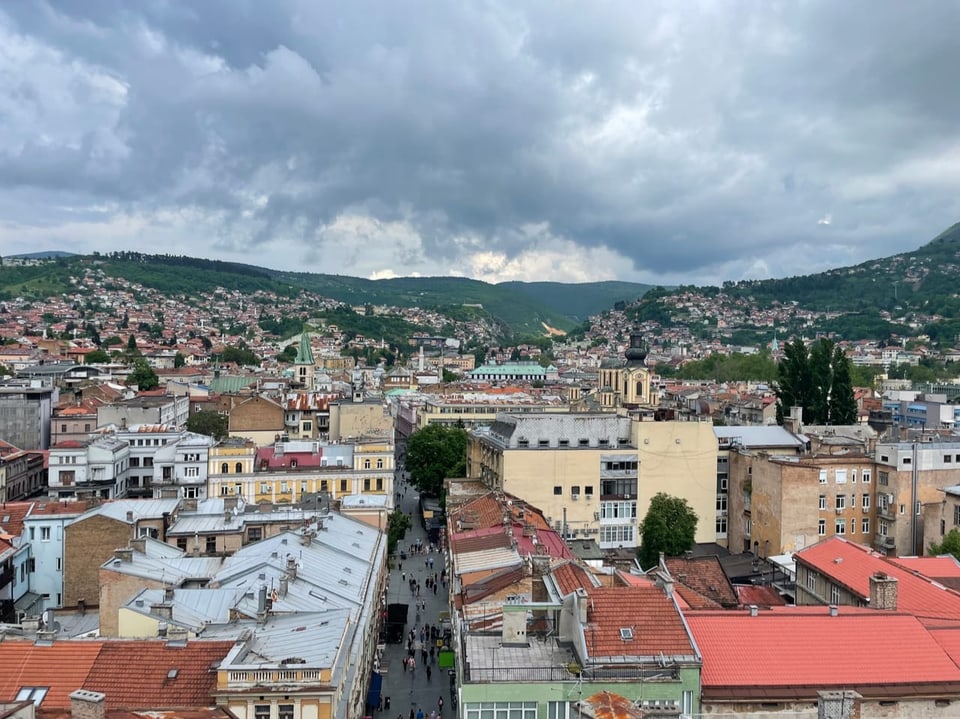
[294,327,316,389]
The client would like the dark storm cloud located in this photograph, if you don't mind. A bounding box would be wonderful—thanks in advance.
[1,1,960,282]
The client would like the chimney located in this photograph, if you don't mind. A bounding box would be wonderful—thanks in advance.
[130,537,147,554]
[869,572,898,610]
[21,615,41,633]
[286,555,298,580]
[70,690,106,719]
[223,495,239,512]
[257,584,267,624]
[164,586,174,602]
[279,576,289,598]
[151,602,173,620]
[167,626,189,643]
[656,570,674,599]
[749,604,759,617]
[829,605,839,617]
[576,587,589,625]
[114,548,133,563]
[184,498,198,512]
[125,510,134,522]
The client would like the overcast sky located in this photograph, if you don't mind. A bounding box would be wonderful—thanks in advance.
[2,2,959,286]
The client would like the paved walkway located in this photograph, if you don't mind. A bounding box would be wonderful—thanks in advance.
[376,475,453,719]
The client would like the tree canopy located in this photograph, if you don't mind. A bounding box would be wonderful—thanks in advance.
[85,349,110,364]
[405,424,468,497]
[126,358,159,391]
[637,493,698,570]
[387,509,412,555]
[775,338,857,425]
[929,529,960,562]
[186,409,229,440]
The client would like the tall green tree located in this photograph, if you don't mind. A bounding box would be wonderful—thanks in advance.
[405,424,468,497]
[387,509,412,555]
[775,338,857,425]
[637,493,698,570]
[174,352,186,368]
[186,409,229,440]
[126,358,159,391]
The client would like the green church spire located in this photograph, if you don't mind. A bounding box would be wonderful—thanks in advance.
[295,327,315,365]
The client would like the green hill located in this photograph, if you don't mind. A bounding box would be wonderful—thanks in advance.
[499,280,653,321]
[0,252,650,338]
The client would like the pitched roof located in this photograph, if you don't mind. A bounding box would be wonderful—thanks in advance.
[664,556,739,608]
[577,691,644,719]
[553,561,599,596]
[585,586,696,659]
[734,584,788,607]
[0,641,102,709]
[85,641,234,709]
[687,608,960,699]
[795,537,960,620]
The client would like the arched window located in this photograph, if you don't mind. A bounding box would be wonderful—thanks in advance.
[364,459,371,469]
[636,381,644,397]
[221,463,229,474]
[376,459,383,469]
[235,462,243,473]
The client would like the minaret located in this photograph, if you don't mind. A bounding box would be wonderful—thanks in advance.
[294,327,316,389]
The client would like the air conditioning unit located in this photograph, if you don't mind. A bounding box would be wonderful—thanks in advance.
[624,494,632,500]
[835,507,844,514]
[571,494,580,501]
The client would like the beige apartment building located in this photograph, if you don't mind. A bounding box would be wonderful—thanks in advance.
[467,413,716,548]
[727,450,876,557]
[874,439,960,556]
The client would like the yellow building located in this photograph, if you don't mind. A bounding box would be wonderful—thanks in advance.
[209,437,258,476]
[467,413,717,548]
[596,334,653,410]
[207,438,394,506]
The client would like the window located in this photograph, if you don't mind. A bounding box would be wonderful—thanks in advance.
[220,485,230,496]
[279,705,294,719]
[464,702,538,719]
[818,519,826,536]
[364,459,371,469]
[819,470,827,485]
[254,705,271,719]
[205,536,217,554]
[60,424,67,433]
[185,486,199,499]
[377,458,383,469]
[716,494,727,512]
[538,439,550,448]
[235,462,243,473]
[177,537,188,551]
[248,527,263,542]
[600,524,635,544]
[548,702,573,719]
[716,515,727,534]
[903,457,911,465]
[849,519,856,534]
[339,479,347,492]
[29,527,35,540]
[222,462,230,473]
[807,570,818,591]
[862,518,870,534]
[321,480,328,492]
[835,495,846,511]
[819,495,826,510]
[185,466,199,478]
[862,470,871,484]
[862,493,870,510]
[834,518,844,535]
[879,519,889,536]
[880,455,889,463]
[571,485,581,497]
[851,470,858,483]
[15,687,49,707]
[879,470,888,486]
[835,469,847,484]
[363,478,371,492]
[830,583,841,604]
[260,483,270,494]
[584,486,594,496]
[41,526,51,541]
[376,477,383,491]
[946,455,953,464]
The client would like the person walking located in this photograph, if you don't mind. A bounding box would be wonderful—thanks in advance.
[416,709,423,719]
[409,656,417,676]
[438,696,444,714]
[426,664,432,681]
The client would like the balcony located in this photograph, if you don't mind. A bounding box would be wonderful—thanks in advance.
[875,534,896,549]
[877,506,896,521]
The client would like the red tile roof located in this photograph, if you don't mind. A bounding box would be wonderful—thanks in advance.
[585,586,696,658]
[664,556,738,608]
[0,640,234,711]
[0,641,102,709]
[254,446,324,470]
[577,691,643,719]
[553,561,599,596]
[734,584,787,607]
[687,608,960,698]
[85,641,234,709]
[0,502,36,538]
[449,527,512,554]
[892,555,960,579]
[795,537,960,620]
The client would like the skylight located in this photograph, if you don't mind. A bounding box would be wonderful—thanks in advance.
[619,627,634,640]
[16,687,49,706]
